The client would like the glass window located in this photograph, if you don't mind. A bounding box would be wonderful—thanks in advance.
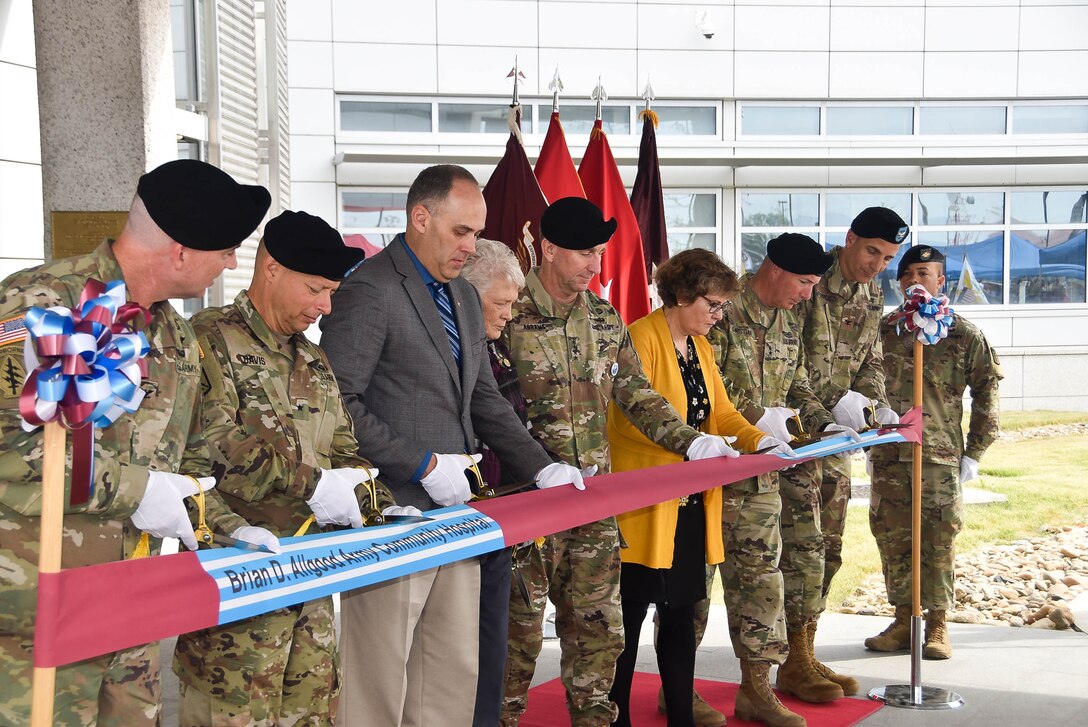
[653,106,716,136]
[340,101,432,132]
[1010,190,1088,225]
[538,105,630,135]
[825,193,912,227]
[667,233,716,254]
[917,192,1004,226]
[875,245,914,307]
[920,106,1006,135]
[1013,105,1088,134]
[342,192,407,231]
[919,230,1004,306]
[663,193,717,257]
[1009,229,1086,304]
[171,0,204,107]
[740,193,819,227]
[438,103,525,133]
[826,107,913,136]
[740,106,820,135]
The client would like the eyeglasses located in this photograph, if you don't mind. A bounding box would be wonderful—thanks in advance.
[700,296,729,314]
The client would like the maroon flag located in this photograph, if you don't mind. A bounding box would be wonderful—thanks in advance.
[630,109,669,279]
[482,108,547,273]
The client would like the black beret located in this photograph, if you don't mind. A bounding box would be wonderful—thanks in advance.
[264,211,365,281]
[896,245,946,279]
[137,159,270,250]
[850,207,910,245]
[540,197,617,250]
[766,233,833,276]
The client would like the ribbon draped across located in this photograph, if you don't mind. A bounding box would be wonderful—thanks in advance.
[887,283,954,346]
[32,410,921,669]
[18,279,150,505]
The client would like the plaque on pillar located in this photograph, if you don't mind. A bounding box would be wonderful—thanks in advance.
[50,212,128,259]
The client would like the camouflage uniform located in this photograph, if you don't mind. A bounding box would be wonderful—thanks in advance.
[173,290,391,726]
[0,241,246,727]
[500,271,699,727]
[778,246,889,623]
[870,312,1002,609]
[695,275,835,661]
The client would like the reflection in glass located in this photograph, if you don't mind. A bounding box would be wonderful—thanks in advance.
[826,107,913,135]
[342,192,408,229]
[920,106,1006,135]
[664,193,716,228]
[1013,105,1088,134]
[825,194,911,227]
[666,233,716,256]
[340,101,432,132]
[740,106,820,135]
[1008,229,1086,304]
[741,193,819,227]
[917,192,1004,226]
[439,104,525,133]
[654,106,717,136]
[918,230,1004,306]
[741,232,820,273]
[537,105,630,135]
[1010,191,1088,225]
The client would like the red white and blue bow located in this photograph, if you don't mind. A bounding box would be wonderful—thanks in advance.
[19,279,150,504]
[889,283,953,346]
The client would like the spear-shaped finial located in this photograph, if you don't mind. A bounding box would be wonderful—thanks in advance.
[642,77,655,112]
[548,66,564,113]
[591,76,607,121]
[506,56,526,107]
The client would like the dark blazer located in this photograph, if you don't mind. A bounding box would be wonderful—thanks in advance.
[320,235,553,510]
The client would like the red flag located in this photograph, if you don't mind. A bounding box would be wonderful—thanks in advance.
[630,109,669,279]
[578,119,651,323]
[482,109,547,273]
[534,111,585,204]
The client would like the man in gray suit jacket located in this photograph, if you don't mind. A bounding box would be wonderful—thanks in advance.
[321,165,583,727]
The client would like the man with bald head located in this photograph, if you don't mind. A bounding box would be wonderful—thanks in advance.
[0,159,271,726]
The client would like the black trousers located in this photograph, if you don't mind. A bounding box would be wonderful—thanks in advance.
[472,548,512,727]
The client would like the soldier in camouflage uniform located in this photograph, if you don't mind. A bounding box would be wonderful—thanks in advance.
[0,160,271,726]
[173,211,404,726]
[866,245,1002,660]
[500,198,739,727]
[776,208,907,703]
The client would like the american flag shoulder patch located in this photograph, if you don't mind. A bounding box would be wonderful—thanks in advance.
[0,315,27,348]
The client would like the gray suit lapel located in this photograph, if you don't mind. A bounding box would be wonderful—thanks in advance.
[389,240,461,391]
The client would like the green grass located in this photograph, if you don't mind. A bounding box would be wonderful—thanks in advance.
[997,409,1088,431]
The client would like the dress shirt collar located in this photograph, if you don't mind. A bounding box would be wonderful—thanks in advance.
[399,234,439,288]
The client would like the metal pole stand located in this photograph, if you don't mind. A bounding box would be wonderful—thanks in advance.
[868,615,965,710]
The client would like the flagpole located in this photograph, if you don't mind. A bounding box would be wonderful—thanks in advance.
[30,421,66,726]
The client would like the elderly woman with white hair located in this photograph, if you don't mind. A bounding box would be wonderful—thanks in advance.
[460,238,543,727]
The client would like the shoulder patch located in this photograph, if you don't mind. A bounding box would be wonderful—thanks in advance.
[0,346,26,399]
[0,315,27,348]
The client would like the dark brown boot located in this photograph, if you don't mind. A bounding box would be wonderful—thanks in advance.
[656,686,727,727]
[806,619,859,696]
[924,609,953,659]
[736,659,806,727]
[864,604,912,652]
[775,627,843,703]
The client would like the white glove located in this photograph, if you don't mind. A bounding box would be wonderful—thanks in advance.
[382,505,424,517]
[874,407,900,426]
[132,473,216,551]
[420,453,481,506]
[535,462,596,491]
[822,423,862,442]
[959,456,979,483]
[686,433,740,460]
[231,526,283,554]
[756,436,797,458]
[307,467,380,528]
[831,390,874,431]
[755,406,798,442]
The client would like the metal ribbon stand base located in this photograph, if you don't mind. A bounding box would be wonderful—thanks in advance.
[868,338,964,712]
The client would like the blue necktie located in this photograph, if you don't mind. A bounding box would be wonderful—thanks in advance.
[430,281,461,365]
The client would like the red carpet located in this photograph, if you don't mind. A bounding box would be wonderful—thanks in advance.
[520,671,883,726]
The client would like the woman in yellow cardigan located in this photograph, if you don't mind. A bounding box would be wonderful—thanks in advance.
[606,249,793,727]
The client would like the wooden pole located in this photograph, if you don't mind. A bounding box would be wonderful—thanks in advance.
[911,338,923,618]
[30,421,66,727]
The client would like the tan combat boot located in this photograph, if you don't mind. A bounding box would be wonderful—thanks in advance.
[924,609,953,659]
[864,604,912,652]
[656,686,727,727]
[736,659,806,727]
[806,620,859,696]
[775,627,844,703]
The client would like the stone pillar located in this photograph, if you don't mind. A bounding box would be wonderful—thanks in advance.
[32,0,175,257]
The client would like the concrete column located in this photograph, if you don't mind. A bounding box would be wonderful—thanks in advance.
[32,0,175,256]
